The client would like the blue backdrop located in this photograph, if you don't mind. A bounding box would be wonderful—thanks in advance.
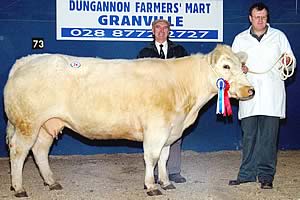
[0,0,299,157]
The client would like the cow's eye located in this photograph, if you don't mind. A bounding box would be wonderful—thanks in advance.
[223,65,230,69]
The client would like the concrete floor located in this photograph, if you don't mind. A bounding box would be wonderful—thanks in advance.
[0,150,299,200]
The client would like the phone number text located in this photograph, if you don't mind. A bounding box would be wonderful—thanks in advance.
[61,28,218,40]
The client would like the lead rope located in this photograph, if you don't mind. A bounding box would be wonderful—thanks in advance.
[247,53,295,80]
[278,53,295,80]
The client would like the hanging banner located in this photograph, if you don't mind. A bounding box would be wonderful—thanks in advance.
[56,0,223,42]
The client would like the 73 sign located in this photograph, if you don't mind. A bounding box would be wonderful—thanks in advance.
[32,38,44,49]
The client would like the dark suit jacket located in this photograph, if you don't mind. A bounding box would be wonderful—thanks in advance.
[137,40,188,59]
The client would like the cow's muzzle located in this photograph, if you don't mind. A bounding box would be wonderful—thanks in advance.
[248,88,255,97]
[239,87,255,101]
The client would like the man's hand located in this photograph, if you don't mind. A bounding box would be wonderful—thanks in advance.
[241,63,249,74]
[281,53,293,67]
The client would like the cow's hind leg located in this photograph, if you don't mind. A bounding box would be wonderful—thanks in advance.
[158,146,176,190]
[8,127,36,197]
[32,127,63,191]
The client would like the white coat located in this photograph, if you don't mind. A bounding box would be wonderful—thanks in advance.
[232,25,296,119]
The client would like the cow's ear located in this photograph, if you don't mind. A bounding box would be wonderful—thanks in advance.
[235,51,248,63]
[209,49,221,66]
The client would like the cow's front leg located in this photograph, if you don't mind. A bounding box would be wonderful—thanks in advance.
[143,128,169,196]
[32,128,63,191]
[143,147,162,196]
[158,146,176,190]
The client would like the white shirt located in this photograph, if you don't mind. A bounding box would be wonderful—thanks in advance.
[232,25,296,119]
[155,41,168,58]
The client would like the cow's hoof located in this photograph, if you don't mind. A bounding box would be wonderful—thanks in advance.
[49,182,63,190]
[146,189,163,196]
[161,183,176,190]
[15,191,28,198]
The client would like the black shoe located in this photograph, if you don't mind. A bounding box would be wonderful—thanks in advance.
[261,182,273,189]
[228,179,252,186]
[169,173,186,183]
[228,179,241,185]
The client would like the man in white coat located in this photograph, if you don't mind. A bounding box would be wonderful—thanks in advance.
[228,2,296,189]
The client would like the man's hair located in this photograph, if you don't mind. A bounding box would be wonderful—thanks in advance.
[151,19,170,31]
[249,2,270,23]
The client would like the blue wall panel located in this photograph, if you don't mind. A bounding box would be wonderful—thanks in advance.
[0,0,300,157]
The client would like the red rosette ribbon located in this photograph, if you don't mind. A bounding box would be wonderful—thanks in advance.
[223,80,232,116]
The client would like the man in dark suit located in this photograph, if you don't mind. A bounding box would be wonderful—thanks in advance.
[137,19,188,183]
[137,19,188,59]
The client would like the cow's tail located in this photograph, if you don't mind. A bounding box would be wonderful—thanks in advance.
[6,120,15,146]
[8,54,50,78]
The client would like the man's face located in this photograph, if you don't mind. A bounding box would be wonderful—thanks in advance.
[249,8,268,33]
[152,21,170,43]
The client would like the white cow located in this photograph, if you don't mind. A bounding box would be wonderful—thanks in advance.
[4,44,254,197]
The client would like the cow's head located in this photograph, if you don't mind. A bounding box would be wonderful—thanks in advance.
[208,44,254,100]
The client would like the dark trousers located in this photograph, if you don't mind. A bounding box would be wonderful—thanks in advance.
[238,116,279,183]
[155,138,182,175]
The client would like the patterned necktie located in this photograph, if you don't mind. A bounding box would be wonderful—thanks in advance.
[159,44,165,59]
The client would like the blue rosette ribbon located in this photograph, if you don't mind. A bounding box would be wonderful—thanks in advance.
[216,78,226,115]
